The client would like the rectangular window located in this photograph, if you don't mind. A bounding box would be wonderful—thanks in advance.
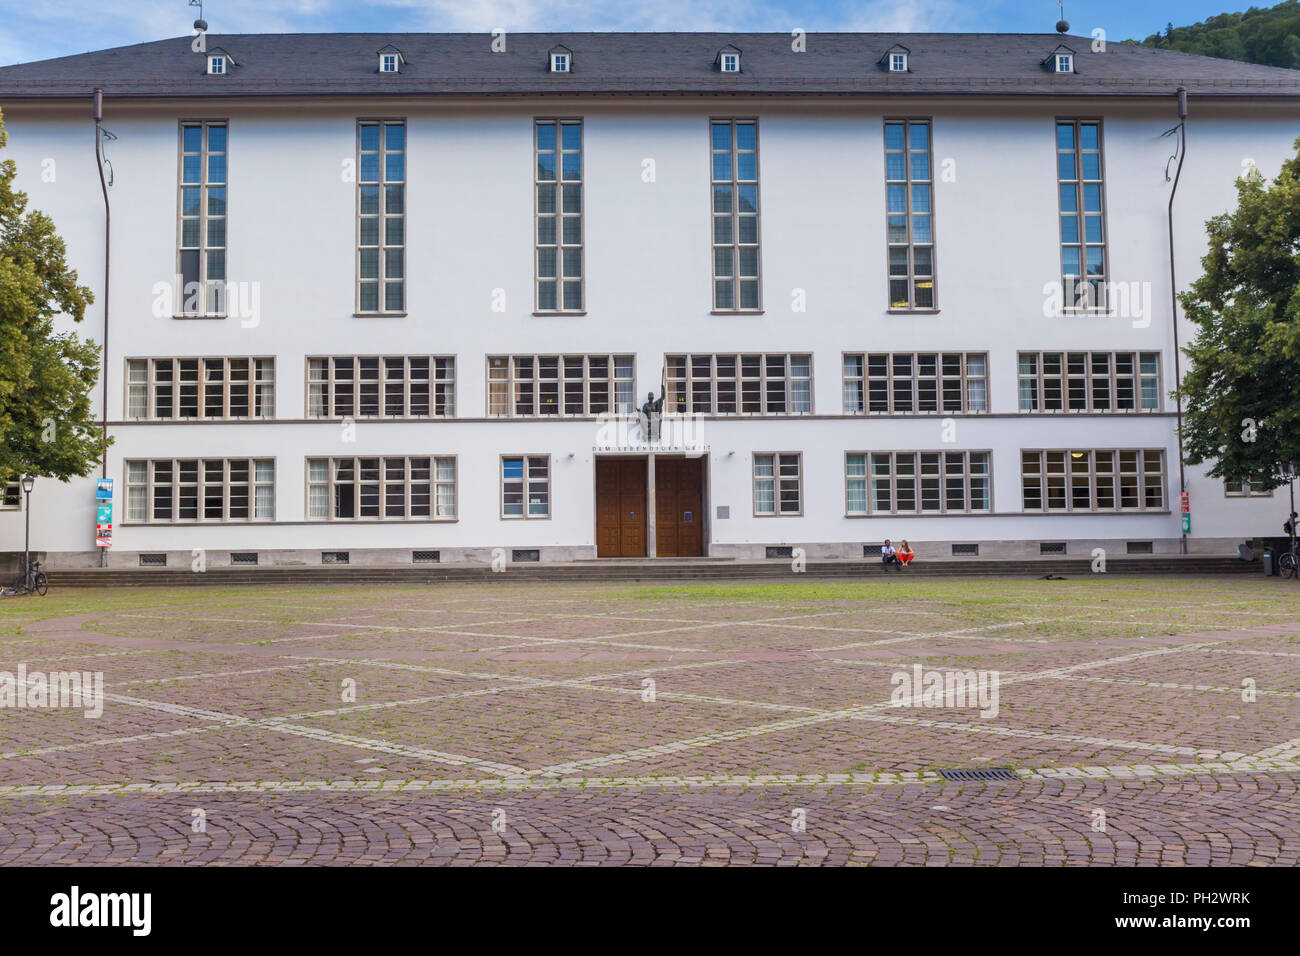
[1017,352,1160,412]
[848,451,990,514]
[1021,449,1164,512]
[125,358,273,420]
[753,453,801,515]
[843,352,986,414]
[665,354,811,415]
[1057,119,1106,311]
[535,119,583,312]
[487,355,633,416]
[1225,479,1272,497]
[502,455,550,518]
[306,456,455,520]
[711,119,760,311]
[124,458,273,522]
[0,481,20,510]
[178,121,227,316]
[307,356,454,419]
[357,120,405,314]
[884,119,935,309]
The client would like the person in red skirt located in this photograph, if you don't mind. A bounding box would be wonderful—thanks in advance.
[897,540,915,567]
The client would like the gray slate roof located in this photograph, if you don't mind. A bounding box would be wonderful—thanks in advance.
[2,32,1299,100]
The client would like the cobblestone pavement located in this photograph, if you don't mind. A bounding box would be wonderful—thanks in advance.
[2,576,1299,866]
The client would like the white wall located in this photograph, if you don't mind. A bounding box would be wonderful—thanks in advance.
[1,95,1296,560]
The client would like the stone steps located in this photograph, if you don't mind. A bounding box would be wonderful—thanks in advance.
[43,556,1258,588]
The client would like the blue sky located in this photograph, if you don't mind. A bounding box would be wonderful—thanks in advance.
[0,0,1252,66]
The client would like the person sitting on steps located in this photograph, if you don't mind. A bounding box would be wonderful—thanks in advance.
[881,539,902,571]
[897,540,915,567]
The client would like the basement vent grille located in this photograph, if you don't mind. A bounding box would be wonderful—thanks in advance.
[938,767,1017,781]
[951,543,980,557]
[138,553,167,567]
[231,552,258,566]
[322,551,350,565]
[766,546,794,559]
[512,549,540,563]
[1039,542,1067,555]
[413,550,440,564]
[1127,541,1153,554]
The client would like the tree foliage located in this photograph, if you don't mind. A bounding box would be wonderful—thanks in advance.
[1133,1,1300,69]
[1177,137,1300,487]
[0,107,108,482]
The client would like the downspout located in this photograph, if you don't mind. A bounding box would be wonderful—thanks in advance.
[93,89,110,567]
[1167,86,1188,555]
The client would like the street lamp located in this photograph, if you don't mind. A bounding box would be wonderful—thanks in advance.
[20,476,33,592]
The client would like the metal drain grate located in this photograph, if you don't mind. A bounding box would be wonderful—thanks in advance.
[938,767,1017,781]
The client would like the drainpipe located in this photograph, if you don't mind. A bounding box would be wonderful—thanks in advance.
[93,89,110,567]
[1167,86,1188,555]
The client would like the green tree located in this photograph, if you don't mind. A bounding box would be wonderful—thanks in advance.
[0,107,108,482]
[1133,1,1300,69]
[1177,137,1300,489]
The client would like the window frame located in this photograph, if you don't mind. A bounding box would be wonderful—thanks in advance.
[486,355,634,417]
[752,452,802,516]
[846,450,992,515]
[841,351,986,414]
[1056,118,1109,313]
[306,355,456,419]
[0,481,20,511]
[1225,479,1272,497]
[124,458,275,524]
[1020,448,1166,513]
[534,118,585,313]
[665,353,812,416]
[176,120,228,318]
[500,454,551,519]
[883,118,936,311]
[710,118,761,313]
[125,357,274,421]
[1016,351,1161,413]
[305,455,457,521]
[356,118,406,316]
[550,52,571,73]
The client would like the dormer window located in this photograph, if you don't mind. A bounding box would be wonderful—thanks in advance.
[550,51,570,73]
[720,52,740,73]
[1054,53,1073,73]
[376,46,405,75]
[207,54,226,75]
[878,44,912,74]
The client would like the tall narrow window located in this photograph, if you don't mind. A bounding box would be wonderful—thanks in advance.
[178,122,226,316]
[884,119,934,310]
[711,119,760,311]
[358,120,405,314]
[1057,120,1106,311]
[536,119,583,312]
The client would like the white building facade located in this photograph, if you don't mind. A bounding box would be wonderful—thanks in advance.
[1,31,1297,567]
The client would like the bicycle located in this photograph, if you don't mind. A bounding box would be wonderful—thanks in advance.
[0,560,48,597]
[1280,539,1299,580]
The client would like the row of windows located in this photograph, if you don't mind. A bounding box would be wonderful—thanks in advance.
[115,449,1167,524]
[175,117,1107,319]
[121,352,1163,419]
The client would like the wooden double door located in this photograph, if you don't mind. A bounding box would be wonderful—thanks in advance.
[654,456,704,557]
[596,458,647,557]
[595,456,705,558]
